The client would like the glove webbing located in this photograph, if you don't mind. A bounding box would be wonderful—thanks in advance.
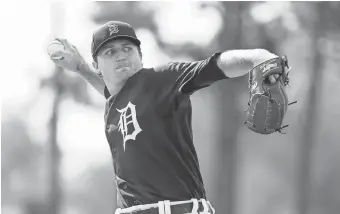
[244,87,297,134]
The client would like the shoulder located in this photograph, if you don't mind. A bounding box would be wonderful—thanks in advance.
[153,62,185,73]
[133,64,183,80]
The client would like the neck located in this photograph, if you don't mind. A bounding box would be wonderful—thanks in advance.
[105,80,127,97]
[105,66,143,96]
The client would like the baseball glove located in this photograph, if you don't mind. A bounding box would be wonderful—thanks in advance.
[244,56,296,134]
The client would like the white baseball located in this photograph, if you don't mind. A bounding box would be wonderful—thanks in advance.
[47,40,65,60]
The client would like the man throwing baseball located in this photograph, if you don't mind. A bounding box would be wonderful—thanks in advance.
[50,21,289,214]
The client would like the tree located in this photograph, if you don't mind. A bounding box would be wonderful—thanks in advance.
[40,2,100,214]
[1,118,44,206]
[291,2,340,214]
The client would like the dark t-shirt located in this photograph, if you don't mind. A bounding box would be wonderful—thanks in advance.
[103,53,228,208]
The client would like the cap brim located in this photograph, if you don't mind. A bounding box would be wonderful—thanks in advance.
[93,35,141,59]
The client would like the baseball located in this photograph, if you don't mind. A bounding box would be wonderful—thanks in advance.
[47,40,65,60]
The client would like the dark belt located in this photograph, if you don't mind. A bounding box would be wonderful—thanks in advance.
[127,200,214,214]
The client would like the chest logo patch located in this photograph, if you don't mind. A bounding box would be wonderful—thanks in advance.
[116,102,142,151]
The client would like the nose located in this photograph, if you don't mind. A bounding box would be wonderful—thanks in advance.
[115,52,129,69]
[116,57,127,62]
[116,51,128,61]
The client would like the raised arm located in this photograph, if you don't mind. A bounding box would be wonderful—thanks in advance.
[216,49,278,78]
[49,38,106,97]
[76,62,106,97]
[154,49,280,95]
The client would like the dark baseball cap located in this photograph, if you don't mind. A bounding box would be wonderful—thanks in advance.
[91,21,141,61]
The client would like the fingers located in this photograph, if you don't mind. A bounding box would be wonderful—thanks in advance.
[267,67,291,84]
[70,44,78,50]
[49,50,66,60]
[50,55,64,60]
[50,58,65,67]
[51,50,65,56]
[267,68,290,84]
[49,51,68,64]
[53,38,82,57]
[54,37,73,51]
[268,75,276,84]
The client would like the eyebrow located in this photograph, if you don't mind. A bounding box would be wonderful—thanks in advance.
[101,43,132,50]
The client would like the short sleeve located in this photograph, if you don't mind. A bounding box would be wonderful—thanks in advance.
[154,53,228,95]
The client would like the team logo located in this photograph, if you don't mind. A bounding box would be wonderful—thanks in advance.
[251,81,258,91]
[116,102,142,151]
[261,62,279,75]
[108,23,119,36]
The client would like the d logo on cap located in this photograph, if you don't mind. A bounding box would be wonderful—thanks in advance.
[91,21,141,62]
[108,23,119,35]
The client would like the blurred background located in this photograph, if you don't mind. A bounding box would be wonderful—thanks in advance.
[1,1,340,214]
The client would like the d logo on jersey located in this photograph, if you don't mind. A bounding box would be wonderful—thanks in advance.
[116,102,142,151]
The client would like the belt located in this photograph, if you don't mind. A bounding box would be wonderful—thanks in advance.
[115,198,215,214]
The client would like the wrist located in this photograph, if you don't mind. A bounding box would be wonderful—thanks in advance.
[253,49,278,67]
[76,61,90,73]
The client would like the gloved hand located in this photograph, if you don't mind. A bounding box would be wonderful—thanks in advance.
[244,56,296,134]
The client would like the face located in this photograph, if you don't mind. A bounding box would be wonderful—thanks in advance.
[94,39,143,85]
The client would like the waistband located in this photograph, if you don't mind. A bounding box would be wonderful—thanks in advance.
[115,198,215,214]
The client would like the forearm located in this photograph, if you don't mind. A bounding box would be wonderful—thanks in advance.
[217,49,277,78]
[77,62,106,97]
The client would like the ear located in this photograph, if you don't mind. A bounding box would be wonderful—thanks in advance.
[92,61,98,69]
[92,61,103,77]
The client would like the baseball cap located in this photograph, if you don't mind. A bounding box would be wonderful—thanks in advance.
[91,21,141,61]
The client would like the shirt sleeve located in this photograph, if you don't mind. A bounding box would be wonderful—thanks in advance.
[155,52,229,95]
[103,53,228,98]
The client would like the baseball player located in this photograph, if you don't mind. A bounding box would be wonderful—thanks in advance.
[49,21,289,214]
